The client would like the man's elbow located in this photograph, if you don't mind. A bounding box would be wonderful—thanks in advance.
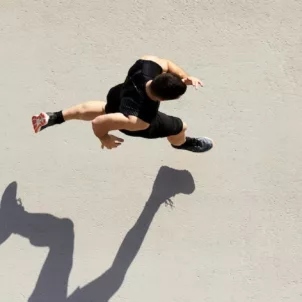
[92,116,103,129]
[91,115,110,138]
[91,118,100,132]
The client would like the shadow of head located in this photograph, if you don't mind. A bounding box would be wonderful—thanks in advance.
[150,166,195,201]
[0,181,21,245]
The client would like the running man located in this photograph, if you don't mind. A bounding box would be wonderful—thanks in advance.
[32,55,214,152]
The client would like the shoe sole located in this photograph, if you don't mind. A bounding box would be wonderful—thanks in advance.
[32,112,49,133]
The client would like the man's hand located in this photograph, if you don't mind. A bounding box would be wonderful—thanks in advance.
[92,112,149,150]
[182,76,204,89]
[100,134,124,150]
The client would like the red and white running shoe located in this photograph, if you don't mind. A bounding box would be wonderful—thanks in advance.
[31,112,50,133]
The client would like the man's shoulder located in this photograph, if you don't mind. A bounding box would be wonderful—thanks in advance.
[139,55,168,72]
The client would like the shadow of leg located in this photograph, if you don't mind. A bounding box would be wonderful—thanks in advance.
[0,182,23,245]
[28,216,74,302]
[0,182,74,302]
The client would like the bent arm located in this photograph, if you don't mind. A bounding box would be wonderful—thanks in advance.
[165,59,189,79]
[140,55,189,79]
[143,55,203,88]
[91,113,149,139]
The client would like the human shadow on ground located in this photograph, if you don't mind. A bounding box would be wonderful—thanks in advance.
[0,166,195,302]
[0,181,74,301]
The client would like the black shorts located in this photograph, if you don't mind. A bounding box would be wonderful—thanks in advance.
[105,84,183,139]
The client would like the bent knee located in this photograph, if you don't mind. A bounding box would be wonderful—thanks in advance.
[167,120,187,141]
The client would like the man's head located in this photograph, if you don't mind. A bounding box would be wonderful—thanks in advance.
[150,73,187,101]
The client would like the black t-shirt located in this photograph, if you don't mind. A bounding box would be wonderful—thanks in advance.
[119,59,163,123]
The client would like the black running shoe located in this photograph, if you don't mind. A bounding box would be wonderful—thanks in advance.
[32,112,59,133]
[172,137,214,153]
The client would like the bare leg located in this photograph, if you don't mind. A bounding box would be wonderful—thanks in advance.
[63,100,106,121]
[32,100,106,133]
[167,122,188,146]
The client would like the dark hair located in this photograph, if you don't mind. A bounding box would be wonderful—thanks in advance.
[150,73,187,100]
